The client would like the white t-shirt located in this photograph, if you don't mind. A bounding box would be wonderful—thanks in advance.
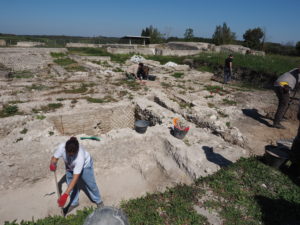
[53,143,91,174]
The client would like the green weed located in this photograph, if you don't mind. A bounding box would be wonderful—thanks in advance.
[112,79,141,91]
[64,84,88,94]
[11,71,33,79]
[171,72,184,78]
[0,105,19,117]
[222,98,237,105]
[32,103,63,113]
[36,115,46,120]
[20,128,28,134]
[26,84,47,91]
[53,57,76,66]
[217,110,229,118]
[50,52,67,58]
[86,96,117,103]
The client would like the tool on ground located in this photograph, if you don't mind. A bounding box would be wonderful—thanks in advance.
[54,170,64,216]
[80,136,101,141]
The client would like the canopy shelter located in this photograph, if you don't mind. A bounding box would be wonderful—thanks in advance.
[121,35,150,45]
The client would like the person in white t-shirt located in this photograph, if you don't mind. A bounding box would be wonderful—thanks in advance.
[49,137,103,211]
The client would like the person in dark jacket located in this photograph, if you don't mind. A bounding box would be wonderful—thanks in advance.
[136,63,149,80]
[224,54,233,84]
[273,67,300,129]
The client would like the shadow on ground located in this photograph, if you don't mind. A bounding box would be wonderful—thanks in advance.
[202,146,232,167]
[255,195,300,225]
[242,108,273,127]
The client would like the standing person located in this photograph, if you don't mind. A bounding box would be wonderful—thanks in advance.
[224,54,233,84]
[273,67,300,129]
[49,137,103,212]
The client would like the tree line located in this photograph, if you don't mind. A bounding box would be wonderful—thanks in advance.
[140,23,300,56]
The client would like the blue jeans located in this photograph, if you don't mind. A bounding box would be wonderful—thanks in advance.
[224,69,232,84]
[66,159,102,206]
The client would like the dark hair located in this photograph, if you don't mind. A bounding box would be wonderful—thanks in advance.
[229,54,233,57]
[139,62,144,66]
[65,137,79,154]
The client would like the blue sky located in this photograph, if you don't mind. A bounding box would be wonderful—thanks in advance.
[0,0,299,44]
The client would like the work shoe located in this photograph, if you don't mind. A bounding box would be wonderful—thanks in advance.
[96,201,104,208]
[273,123,285,129]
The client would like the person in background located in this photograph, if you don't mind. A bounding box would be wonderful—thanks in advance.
[224,54,233,84]
[273,67,300,129]
[137,62,149,80]
[49,137,103,212]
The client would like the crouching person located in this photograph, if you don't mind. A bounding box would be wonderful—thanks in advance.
[49,137,103,212]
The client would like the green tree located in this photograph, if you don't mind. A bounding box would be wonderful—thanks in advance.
[212,22,236,45]
[296,41,300,56]
[184,28,194,40]
[141,25,164,44]
[243,27,265,50]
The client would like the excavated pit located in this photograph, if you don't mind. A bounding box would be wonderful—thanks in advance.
[48,103,136,135]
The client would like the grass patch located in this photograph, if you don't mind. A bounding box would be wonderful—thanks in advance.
[26,84,47,91]
[207,102,215,108]
[64,84,88,94]
[32,103,63,113]
[198,157,300,224]
[222,98,237,106]
[145,55,185,65]
[68,47,131,64]
[50,52,67,58]
[171,72,184,78]
[10,71,33,79]
[204,85,230,96]
[53,57,76,66]
[52,51,86,72]
[121,184,207,225]
[36,114,46,120]
[0,105,19,118]
[112,79,141,91]
[193,52,300,77]
[4,207,94,225]
[65,64,87,72]
[197,65,214,73]
[20,128,28,134]
[86,96,117,103]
